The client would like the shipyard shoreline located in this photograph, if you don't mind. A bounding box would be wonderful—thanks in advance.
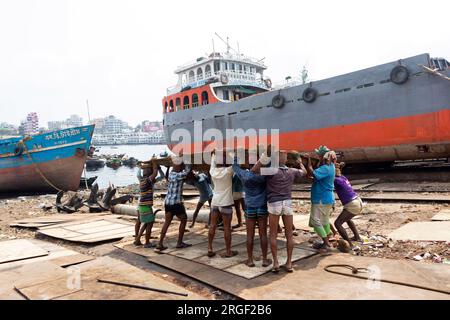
[1,177,449,299]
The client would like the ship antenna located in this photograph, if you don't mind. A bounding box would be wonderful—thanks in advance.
[86,99,91,122]
[214,33,238,54]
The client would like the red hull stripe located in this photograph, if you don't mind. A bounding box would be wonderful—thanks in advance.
[168,109,450,152]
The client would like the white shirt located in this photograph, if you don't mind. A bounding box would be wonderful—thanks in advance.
[209,154,234,206]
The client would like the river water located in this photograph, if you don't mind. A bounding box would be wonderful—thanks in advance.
[84,144,169,188]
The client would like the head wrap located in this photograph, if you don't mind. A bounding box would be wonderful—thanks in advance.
[315,145,331,157]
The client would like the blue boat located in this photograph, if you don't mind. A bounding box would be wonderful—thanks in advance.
[0,125,95,193]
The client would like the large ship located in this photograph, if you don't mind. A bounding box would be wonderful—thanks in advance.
[0,125,94,193]
[162,50,450,164]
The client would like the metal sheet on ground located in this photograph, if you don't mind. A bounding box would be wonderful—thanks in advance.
[54,256,202,300]
[432,210,450,221]
[0,261,66,300]
[225,247,317,279]
[0,239,49,264]
[148,251,450,300]
[15,277,82,300]
[9,213,113,228]
[0,240,94,270]
[388,221,450,241]
[37,218,135,243]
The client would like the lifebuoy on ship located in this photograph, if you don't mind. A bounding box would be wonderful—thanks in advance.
[272,94,285,108]
[390,65,409,84]
[220,74,229,84]
[264,78,272,88]
[14,143,24,156]
[302,87,318,103]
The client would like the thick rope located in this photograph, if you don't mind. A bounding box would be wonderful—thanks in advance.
[324,264,450,295]
[420,65,450,81]
[18,140,63,192]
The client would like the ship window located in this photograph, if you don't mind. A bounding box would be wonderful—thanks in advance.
[223,62,228,71]
[197,68,203,80]
[175,98,181,111]
[164,101,168,113]
[192,93,199,107]
[188,71,195,83]
[223,90,230,100]
[214,62,220,73]
[169,100,174,112]
[183,96,190,109]
[201,91,209,105]
[205,65,211,78]
[231,63,235,71]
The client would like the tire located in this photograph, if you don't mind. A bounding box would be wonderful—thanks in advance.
[272,94,285,108]
[14,144,24,156]
[220,74,229,85]
[390,65,409,84]
[302,87,318,103]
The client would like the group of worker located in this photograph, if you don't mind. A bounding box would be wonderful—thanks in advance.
[133,146,363,273]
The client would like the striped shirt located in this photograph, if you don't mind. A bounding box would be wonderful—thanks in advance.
[137,168,164,206]
[164,165,191,205]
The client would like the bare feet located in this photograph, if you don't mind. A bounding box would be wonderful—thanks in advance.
[232,224,242,229]
[189,223,195,229]
[133,240,142,246]
[143,242,156,248]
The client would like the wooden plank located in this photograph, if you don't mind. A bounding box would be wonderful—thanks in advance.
[0,239,49,264]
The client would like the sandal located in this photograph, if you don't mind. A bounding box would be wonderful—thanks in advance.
[207,251,216,258]
[176,242,192,249]
[245,260,256,268]
[262,259,273,267]
[155,245,168,252]
[284,265,294,273]
[271,266,280,273]
[143,242,156,248]
[221,250,239,258]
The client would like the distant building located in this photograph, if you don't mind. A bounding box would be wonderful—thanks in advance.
[0,122,19,136]
[48,115,83,131]
[66,115,83,127]
[141,120,163,133]
[20,112,39,136]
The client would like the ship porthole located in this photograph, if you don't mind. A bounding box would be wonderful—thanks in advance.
[272,94,285,108]
[302,87,318,103]
[390,66,409,85]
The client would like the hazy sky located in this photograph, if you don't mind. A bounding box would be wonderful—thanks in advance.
[0,0,449,127]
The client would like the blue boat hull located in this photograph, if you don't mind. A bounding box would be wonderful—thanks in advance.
[0,125,95,193]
